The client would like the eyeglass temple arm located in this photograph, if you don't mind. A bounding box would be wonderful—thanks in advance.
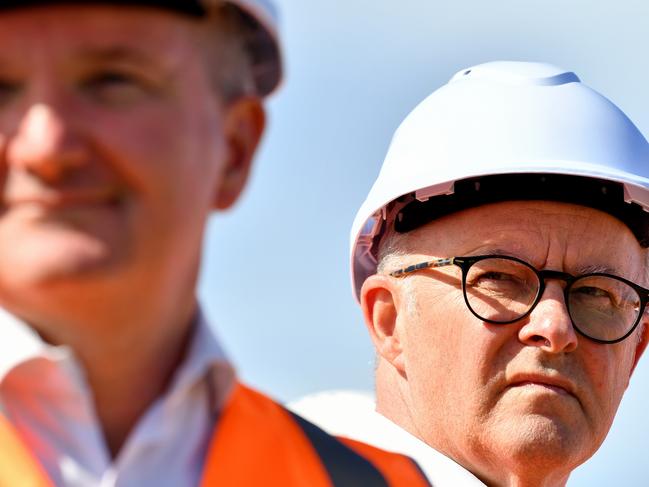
[389,257,455,277]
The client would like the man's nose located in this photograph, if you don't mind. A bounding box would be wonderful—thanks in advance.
[6,103,88,182]
[518,283,579,353]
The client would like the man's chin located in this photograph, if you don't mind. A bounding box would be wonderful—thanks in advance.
[486,414,591,469]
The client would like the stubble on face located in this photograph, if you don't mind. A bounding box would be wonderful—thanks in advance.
[390,201,646,485]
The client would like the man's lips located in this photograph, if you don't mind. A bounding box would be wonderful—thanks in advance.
[507,373,577,398]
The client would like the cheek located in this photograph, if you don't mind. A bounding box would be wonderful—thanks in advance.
[402,289,486,408]
[579,342,637,427]
[402,288,463,366]
[93,102,226,208]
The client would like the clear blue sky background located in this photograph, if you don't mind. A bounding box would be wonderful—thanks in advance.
[199,1,649,484]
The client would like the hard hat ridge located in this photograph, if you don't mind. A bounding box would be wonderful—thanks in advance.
[350,61,649,301]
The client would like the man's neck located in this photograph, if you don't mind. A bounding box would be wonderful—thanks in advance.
[78,310,195,456]
[13,292,198,457]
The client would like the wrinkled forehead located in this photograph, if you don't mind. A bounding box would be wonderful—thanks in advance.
[404,200,647,277]
[0,1,209,44]
[0,5,206,67]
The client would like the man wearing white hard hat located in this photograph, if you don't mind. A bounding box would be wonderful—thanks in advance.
[294,61,649,486]
[0,2,432,486]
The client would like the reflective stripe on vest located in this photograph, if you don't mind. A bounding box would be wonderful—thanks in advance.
[0,415,53,487]
[200,383,431,487]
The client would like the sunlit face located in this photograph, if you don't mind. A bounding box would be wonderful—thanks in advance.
[386,201,648,482]
[0,7,239,316]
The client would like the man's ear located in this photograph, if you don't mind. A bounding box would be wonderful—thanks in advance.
[214,96,266,210]
[361,274,406,374]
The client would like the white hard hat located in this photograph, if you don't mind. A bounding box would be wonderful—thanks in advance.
[350,61,649,302]
[0,0,282,96]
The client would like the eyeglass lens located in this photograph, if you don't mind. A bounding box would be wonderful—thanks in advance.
[463,257,641,342]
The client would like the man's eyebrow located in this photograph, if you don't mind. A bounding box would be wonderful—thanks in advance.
[465,247,523,259]
[75,46,160,68]
[576,263,621,275]
[468,247,622,276]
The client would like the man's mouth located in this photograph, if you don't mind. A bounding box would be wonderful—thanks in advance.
[4,188,123,209]
[507,373,577,398]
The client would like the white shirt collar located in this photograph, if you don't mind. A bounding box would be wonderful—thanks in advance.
[289,390,486,487]
[0,307,83,392]
[164,308,234,411]
[0,305,236,487]
[0,306,232,403]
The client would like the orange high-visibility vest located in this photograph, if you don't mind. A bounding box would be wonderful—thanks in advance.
[0,415,52,487]
[0,383,430,487]
[201,383,431,486]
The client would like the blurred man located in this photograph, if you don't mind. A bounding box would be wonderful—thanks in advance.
[0,2,431,486]
[295,61,649,486]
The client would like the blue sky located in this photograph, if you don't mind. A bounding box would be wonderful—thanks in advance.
[199,1,649,484]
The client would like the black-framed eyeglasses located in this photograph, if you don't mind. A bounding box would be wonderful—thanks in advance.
[389,255,649,344]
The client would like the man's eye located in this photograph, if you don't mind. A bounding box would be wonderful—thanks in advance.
[0,79,22,105]
[573,286,611,299]
[82,71,149,103]
[477,272,516,282]
[571,286,625,309]
[89,72,134,85]
[471,271,531,291]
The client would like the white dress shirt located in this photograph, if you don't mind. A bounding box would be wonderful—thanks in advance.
[290,390,486,487]
[0,307,235,487]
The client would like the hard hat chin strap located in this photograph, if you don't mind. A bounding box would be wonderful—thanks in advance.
[394,173,649,248]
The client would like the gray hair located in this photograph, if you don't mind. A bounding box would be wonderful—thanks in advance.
[375,225,422,314]
[376,224,414,275]
[199,4,257,102]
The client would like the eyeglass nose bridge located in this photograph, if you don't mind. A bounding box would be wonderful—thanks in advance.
[536,269,576,289]
[527,269,576,318]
